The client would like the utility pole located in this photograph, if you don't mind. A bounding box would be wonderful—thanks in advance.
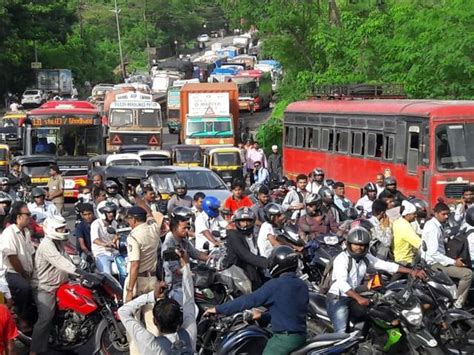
[112,0,126,80]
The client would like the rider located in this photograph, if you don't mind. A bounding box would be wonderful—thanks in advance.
[8,161,31,191]
[223,179,254,216]
[205,245,309,355]
[355,182,377,216]
[0,177,17,201]
[298,193,338,241]
[392,200,421,266]
[104,180,132,208]
[333,182,353,219]
[30,215,80,355]
[326,227,426,333]
[307,168,327,194]
[282,174,309,220]
[75,203,95,262]
[0,192,12,230]
[251,185,271,236]
[257,203,286,257]
[27,187,59,224]
[162,206,208,304]
[225,207,269,290]
[191,192,206,218]
[367,200,393,260]
[166,178,192,214]
[194,196,225,251]
[90,201,119,274]
[383,176,406,206]
[319,186,341,224]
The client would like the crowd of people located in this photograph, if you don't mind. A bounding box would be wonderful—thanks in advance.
[0,157,473,354]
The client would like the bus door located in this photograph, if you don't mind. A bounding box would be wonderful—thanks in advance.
[405,121,430,198]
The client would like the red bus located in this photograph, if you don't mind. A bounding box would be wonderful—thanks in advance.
[232,70,272,112]
[283,99,474,209]
[24,101,106,198]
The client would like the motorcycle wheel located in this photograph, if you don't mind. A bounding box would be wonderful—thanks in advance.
[99,322,129,355]
[445,319,474,352]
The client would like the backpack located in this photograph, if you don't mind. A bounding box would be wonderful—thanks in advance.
[319,252,369,294]
[155,328,193,355]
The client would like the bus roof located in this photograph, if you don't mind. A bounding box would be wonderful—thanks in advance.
[29,100,99,116]
[286,99,474,119]
[234,70,263,78]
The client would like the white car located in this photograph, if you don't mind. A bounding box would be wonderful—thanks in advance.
[197,34,210,43]
[21,89,46,107]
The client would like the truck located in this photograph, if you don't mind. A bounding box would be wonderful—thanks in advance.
[166,79,199,134]
[36,69,74,97]
[180,82,239,147]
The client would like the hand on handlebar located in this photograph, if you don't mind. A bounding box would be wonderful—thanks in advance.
[356,296,370,307]
[203,307,217,317]
[411,269,427,280]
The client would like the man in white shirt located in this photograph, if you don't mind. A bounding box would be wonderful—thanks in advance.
[355,183,377,216]
[421,202,472,308]
[90,201,119,275]
[253,161,269,187]
[307,168,327,194]
[375,173,385,197]
[27,187,59,224]
[282,174,309,220]
[257,203,286,257]
[454,185,474,228]
[327,227,425,333]
[333,182,353,217]
[194,196,226,251]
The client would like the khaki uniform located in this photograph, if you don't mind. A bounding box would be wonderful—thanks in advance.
[47,175,65,213]
[124,220,161,355]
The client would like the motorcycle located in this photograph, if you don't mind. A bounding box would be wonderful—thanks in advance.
[303,234,344,283]
[18,273,128,354]
[198,310,362,355]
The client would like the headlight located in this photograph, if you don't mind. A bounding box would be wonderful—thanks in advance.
[401,305,423,326]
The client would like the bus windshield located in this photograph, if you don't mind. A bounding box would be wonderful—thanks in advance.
[187,117,233,138]
[110,109,133,127]
[31,126,101,156]
[238,81,257,96]
[138,109,161,127]
[436,123,474,171]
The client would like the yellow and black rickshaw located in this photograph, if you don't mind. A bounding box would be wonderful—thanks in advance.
[171,144,202,167]
[0,144,10,176]
[11,155,57,187]
[203,146,243,187]
[1,111,25,151]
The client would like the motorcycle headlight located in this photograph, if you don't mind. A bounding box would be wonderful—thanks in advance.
[401,305,423,326]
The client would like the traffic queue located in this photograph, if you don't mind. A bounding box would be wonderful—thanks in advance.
[0,146,473,355]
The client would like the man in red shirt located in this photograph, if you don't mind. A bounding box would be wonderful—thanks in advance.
[0,304,18,354]
[223,180,253,217]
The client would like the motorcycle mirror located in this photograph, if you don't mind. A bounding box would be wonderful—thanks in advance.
[106,227,116,234]
[203,241,210,251]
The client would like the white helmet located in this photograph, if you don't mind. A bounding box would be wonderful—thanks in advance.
[44,215,69,241]
[96,200,118,220]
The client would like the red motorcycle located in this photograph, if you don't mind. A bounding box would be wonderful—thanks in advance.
[18,273,129,354]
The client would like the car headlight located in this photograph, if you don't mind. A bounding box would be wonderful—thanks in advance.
[401,305,423,326]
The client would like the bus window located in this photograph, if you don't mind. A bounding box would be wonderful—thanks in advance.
[436,123,474,171]
[384,135,395,160]
[285,126,296,147]
[296,127,305,147]
[306,128,313,148]
[321,129,330,151]
[407,126,420,173]
[311,128,320,149]
[335,130,349,153]
[351,132,365,156]
[421,125,430,166]
[367,133,376,157]
[376,134,384,157]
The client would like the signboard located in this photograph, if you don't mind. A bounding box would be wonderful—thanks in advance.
[111,100,160,109]
[188,93,230,116]
[31,62,42,69]
[116,92,153,101]
[31,117,96,126]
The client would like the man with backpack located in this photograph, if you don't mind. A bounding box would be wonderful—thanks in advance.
[325,227,425,333]
[118,249,196,355]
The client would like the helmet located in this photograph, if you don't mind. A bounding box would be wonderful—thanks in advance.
[364,182,377,193]
[326,179,335,189]
[384,176,397,186]
[312,168,325,177]
[268,246,299,277]
[305,193,322,216]
[0,177,9,186]
[44,215,69,241]
[97,201,118,220]
[346,227,371,261]
[466,206,474,227]
[202,196,220,218]
[31,187,46,198]
[0,192,12,204]
[170,206,193,222]
[319,186,334,200]
[104,180,119,195]
[264,202,284,222]
[173,178,188,197]
[233,207,256,235]
[408,198,428,218]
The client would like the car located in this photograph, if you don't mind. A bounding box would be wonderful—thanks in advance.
[21,89,47,107]
[105,153,141,167]
[137,150,172,167]
[197,34,210,43]
[148,166,231,202]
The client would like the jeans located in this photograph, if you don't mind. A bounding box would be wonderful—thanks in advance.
[95,254,115,274]
[326,295,352,333]
[31,289,56,353]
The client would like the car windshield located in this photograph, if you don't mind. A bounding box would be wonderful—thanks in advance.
[436,123,474,171]
[186,118,233,138]
[24,90,39,96]
[137,109,161,127]
[150,170,227,191]
[175,149,202,163]
[213,152,241,166]
[110,109,133,127]
[31,126,101,157]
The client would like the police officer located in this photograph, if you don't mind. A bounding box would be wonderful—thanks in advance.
[124,206,162,355]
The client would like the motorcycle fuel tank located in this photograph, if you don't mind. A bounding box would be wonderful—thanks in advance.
[57,282,98,315]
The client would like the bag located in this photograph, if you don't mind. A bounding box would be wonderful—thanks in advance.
[319,252,369,294]
[155,328,193,355]
[446,229,473,265]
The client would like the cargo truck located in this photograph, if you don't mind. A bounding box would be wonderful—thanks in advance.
[36,69,74,97]
[179,83,239,147]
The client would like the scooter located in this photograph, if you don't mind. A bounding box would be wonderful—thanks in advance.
[107,226,130,286]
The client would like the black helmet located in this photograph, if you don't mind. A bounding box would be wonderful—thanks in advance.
[268,246,299,277]
[170,206,193,222]
[409,197,428,218]
[346,227,371,261]
[384,176,397,187]
[104,180,119,194]
[173,178,187,197]
[264,202,284,222]
[312,168,325,177]
[319,186,334,200]
[364,182,377,193]
[233,207,256,235]
[0,192,12,205]
[466,206,474,227]
[32,187,47,198]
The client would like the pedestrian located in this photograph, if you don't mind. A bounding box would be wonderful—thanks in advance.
[267,145,282,183]
[46,164,65,214]
[253,161,270,187]
[282,174,309,220]
[375,173,385,197]
[246,142,266,184]
[124,206,163,355]
[9,100,19,112]
[454,185,474,228]
[241,127,254,144]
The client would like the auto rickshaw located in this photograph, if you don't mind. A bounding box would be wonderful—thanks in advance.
[0,144,10,176]
[202,147,244,187]
[171,145,202,167]
[1,111,25,151]
[11,155,57,188]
